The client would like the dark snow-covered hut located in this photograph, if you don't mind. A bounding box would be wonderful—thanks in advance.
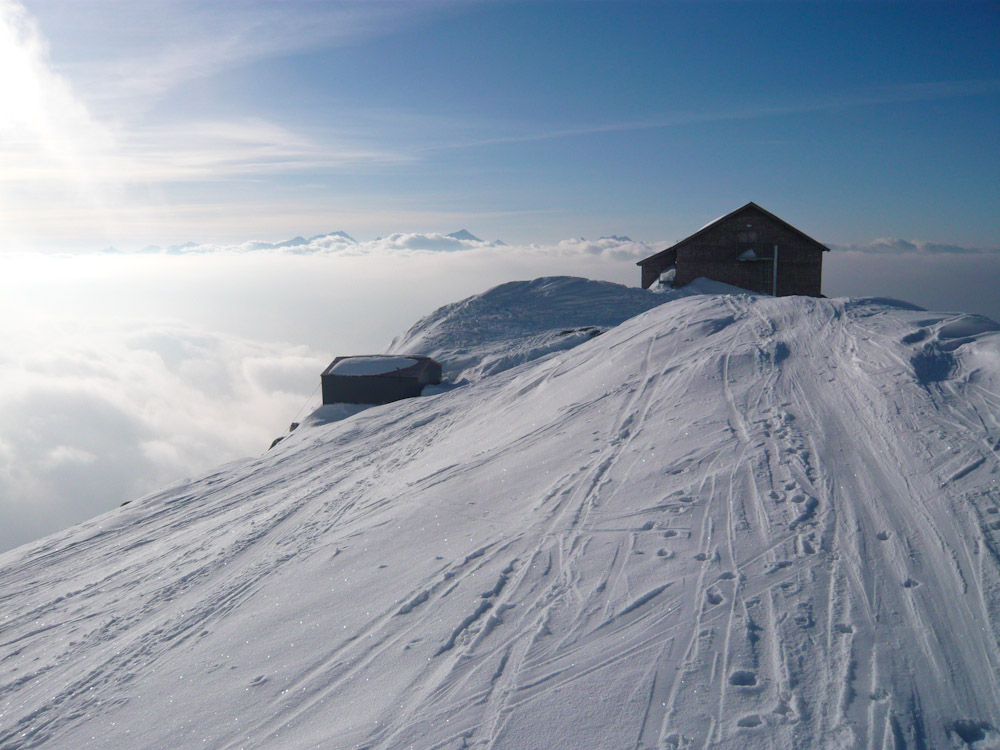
[321,355,442,405]
[637,202,828,296]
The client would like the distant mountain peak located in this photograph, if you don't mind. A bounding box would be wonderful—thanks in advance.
[274,236,308,248]
[309,231,357,243]
[600,235,633,242]
[446,230,483,242]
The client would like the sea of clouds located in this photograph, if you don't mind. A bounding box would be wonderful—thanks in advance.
[1,233,997,553]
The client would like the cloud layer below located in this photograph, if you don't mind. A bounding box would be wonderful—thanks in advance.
[109,230,658,258]
[828,239,1000,255]
[0,313,326,553]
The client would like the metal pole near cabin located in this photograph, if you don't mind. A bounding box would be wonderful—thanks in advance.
[772,244,779,296]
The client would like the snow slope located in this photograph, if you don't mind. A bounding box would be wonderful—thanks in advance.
[2,282,1000,749]
[389,276,676,383]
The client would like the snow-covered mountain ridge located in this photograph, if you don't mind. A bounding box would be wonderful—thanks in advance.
[2,280,1000,749]
[389,276,679,383]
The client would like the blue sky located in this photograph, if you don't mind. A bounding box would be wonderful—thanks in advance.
[3,0,998,250]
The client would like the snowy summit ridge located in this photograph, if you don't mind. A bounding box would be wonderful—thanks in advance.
[389,276,673,383]
[1,278,1000,748]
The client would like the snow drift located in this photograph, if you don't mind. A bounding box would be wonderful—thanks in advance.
[389,276,678,383]
[1,279,1000,749]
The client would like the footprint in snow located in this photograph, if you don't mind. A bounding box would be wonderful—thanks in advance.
[705,587,724,606]
[948,719,999,746]
[876,531,890,541]
[737,715,763,729]
[729,670,757,687]
[834,623,854,634]
[903,578,920,588]
[663,529,678,538]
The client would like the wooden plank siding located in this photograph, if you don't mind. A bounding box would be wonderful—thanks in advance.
[638,203,828,297]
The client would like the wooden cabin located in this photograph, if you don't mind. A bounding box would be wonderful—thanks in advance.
[637,202,828,296]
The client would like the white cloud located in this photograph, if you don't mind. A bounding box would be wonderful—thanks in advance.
[828,238,1000,255]
[428,79,1000,152]
[0,313,328,553]
[121,231,661,259]
[40,1,448,115]
[0,0,118,248]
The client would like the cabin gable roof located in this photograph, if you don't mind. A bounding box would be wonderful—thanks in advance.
[637,202,830,268]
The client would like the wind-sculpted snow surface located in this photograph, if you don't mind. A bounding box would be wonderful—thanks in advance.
[2,288,1000,749]
[388,276,679,382]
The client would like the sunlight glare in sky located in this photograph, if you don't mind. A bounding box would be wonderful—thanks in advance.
[0,0,118,247]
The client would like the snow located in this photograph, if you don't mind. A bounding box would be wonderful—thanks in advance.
[299,402,372,427]
[390,276,677,383]
[327,355,418,376]
[1,278,1000,748]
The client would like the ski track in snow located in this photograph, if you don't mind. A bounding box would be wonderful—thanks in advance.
[1,283,1000,749]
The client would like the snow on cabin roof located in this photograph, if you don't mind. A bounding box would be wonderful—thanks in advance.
[324,355,420,377]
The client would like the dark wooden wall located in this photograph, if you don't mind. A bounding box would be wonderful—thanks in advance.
[322,375,425,405]
[644,207,824,296]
